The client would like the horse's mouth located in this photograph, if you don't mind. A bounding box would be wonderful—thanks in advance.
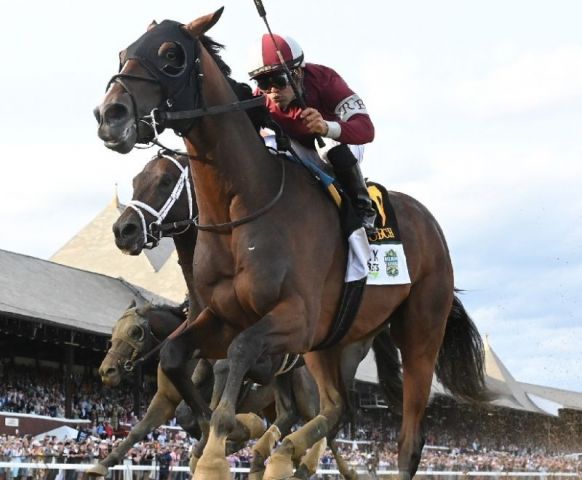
[104,124,137,154]
[100,372,121,387]
[114,230,145,256]
[120,246,143,256]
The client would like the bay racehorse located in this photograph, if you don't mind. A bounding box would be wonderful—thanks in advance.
[110,150,375,478]
[95,9,489,479]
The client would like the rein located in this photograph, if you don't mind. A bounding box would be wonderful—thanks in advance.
[193,154,285,232]
[159,96,265,122]
[110,23,286,233]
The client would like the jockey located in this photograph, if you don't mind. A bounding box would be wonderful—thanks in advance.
[249,33,377,232]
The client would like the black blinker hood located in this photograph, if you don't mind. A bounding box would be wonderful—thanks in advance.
[124,20,201,112]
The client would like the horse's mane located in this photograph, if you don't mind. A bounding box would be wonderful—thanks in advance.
[137,302,187,321]
[199,35,269,134]
[199,35,231,77]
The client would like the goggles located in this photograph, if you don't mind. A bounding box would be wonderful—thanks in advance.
[255,71,290,91]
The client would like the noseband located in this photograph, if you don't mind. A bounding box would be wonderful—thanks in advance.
[128,153,194,249]
[106,20,204,141]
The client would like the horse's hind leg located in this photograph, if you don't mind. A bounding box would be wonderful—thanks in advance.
[390,276,452,479]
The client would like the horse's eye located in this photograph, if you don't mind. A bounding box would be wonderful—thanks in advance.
[159,43,186,76]
[128,326,144,341]
[160,174,174,188]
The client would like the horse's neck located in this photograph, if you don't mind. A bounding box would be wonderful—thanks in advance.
[172,232,203,316]
[149,310,184,340]
[184,47,281,226]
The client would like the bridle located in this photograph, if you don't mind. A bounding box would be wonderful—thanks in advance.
[105,309,164,373]
[127,153,194,249]
[106,20,283,232]
[106,20,205,140]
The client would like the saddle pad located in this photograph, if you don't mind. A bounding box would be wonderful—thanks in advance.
[366,183,411,286]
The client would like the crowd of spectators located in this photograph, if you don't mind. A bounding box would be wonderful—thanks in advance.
[1,364,581,478]
[0,430,581,479]
[0,364,156,428]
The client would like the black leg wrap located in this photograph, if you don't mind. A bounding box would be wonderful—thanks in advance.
[328,145,377,232]
[327,144,358,171]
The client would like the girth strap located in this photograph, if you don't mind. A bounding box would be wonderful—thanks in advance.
[313,277,367,351]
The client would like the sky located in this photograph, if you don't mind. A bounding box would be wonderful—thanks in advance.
[0,0,580,393]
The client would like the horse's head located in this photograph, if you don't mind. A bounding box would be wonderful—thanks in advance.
[94,9,224,153]
[113,152,195,254]
[99,302,157,386]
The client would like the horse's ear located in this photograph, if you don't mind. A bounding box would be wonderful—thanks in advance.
[182,7,224,38]
[128,299,137,309]
[147,20,158,32]
[136,301,152,315]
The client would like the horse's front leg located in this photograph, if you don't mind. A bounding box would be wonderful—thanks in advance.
[195,317,292,480]
[160,310,218,476]
[86,368,180,477]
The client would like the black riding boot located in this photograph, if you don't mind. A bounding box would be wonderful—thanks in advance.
[327,145,377,233]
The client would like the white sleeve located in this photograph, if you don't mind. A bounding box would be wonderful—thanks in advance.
[334,94,369,122]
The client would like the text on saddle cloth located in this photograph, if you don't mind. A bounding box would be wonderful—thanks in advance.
[262,135,410,286]
[366,182,411,286]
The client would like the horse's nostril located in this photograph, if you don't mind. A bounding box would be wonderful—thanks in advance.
[120,223,138,240]
[103,102,130,125]
[102,367,117,377]
[93,106,102,124]
[93,106,101,125]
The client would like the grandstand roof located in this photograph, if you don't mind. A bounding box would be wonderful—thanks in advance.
[0,248,173,335]
[50,194,187,303]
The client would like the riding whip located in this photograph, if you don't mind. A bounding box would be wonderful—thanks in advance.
[251,0,326,147]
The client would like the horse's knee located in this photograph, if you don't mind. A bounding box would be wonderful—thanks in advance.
[213,359,230,378]
[320,396,345,428]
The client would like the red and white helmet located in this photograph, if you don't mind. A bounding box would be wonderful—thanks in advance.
[248,33,305,79]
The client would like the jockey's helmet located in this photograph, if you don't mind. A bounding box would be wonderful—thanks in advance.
[248,34,305,79]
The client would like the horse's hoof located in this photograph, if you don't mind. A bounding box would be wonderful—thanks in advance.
[193,455,231,480]
[263,453,294,480]
[189,454,200,474]
[235,412,266,439]
[84,464,109,477]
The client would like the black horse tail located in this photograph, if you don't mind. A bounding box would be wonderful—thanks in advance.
[372,328,403,412]
[435,294,492,403]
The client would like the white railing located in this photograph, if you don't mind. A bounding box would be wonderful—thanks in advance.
[0,462,578,479]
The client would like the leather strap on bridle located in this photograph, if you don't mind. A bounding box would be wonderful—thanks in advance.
[127,153,194,248]
[160,96,265,122]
